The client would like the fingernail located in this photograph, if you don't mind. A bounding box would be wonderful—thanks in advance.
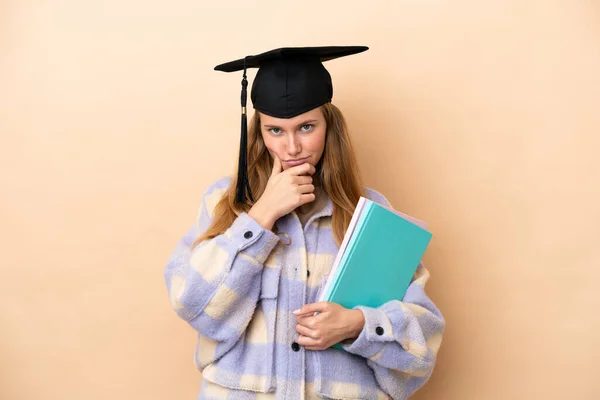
[293,309,301,314]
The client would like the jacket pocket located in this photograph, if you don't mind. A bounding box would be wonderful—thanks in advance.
[259,262,281,299]
[201,261,282,393]
[315,350,392,399]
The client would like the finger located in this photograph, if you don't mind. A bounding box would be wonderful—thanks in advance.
[304,346,322,351]
[297,314,326,331]
[297,335,321,348]
[300,163,316,176]
[299,193,316,205]
[286,162,315,176]
[291,175,313,185]
[296,315,317,326]
[296,324,318,338]
[303,162,316,176]
[293,301,329,316]
[295,310,316,321]
[297,184,315,194]
[271,154,282,176]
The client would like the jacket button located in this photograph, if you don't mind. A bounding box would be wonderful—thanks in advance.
[291,342,300,352]
[375,326,384,336]
[306,270,310,278]
[244,231,253,239]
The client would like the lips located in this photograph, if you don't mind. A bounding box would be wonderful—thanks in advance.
[285,157,308,162]
[283,157,309,166]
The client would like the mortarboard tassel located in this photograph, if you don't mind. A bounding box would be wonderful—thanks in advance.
[235,58,254,204]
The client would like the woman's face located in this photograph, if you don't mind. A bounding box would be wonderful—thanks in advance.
[259,107,327,172]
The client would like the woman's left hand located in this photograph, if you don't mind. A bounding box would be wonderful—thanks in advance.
[293,302,365,351]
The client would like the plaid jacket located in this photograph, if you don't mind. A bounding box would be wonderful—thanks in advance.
[164,177,444,400]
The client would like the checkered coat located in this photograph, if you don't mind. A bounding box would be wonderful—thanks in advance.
[164,177,444,400]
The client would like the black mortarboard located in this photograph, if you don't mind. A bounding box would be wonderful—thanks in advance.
[214,46,369,204]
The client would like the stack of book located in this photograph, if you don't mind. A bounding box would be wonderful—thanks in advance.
[318,197,432,350]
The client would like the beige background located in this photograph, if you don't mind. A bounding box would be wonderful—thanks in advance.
[1,1,599,399]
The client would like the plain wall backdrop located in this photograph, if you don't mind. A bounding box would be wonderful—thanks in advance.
[1,1,599,399]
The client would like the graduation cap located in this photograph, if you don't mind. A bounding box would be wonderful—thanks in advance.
[214,46,369,205]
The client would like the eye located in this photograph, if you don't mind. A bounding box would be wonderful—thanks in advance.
[268,127,282,135]
[300,124,313,132]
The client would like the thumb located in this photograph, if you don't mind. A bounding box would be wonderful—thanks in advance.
[271,154,282,176]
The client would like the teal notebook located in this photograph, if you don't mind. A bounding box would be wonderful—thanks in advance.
[318,197,432,351]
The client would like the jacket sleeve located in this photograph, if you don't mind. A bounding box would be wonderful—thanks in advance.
[163,181,280,362]
[341,263,445,400]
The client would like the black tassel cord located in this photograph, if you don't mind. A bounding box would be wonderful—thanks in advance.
[235,58,254,204]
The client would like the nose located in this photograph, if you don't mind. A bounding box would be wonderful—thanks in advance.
[286,134,301,157]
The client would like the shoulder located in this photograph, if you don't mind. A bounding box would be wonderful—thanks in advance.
[363,186,393,208]
[203,176,233,197]
[199,176,233,216]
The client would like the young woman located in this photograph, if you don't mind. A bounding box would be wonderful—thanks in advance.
[164,46,444,400]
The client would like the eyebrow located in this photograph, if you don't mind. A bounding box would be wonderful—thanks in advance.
[263,119,318,129]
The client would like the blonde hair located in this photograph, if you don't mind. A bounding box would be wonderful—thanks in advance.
[192,102,365,249]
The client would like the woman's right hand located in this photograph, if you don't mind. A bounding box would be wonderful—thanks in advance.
[248,155,316,230]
